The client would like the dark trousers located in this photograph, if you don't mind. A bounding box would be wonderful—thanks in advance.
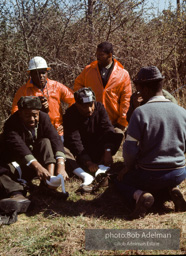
[65,131,123,173]
[0,138,55,197]
[32,138,56,166]
[115,166,186,209]
[64,147,79,174]
[19,138,56,181]
[0,169,24,198]
[78,131,123,164]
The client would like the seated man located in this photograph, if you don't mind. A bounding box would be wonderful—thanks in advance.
[0,96,69,211]
[63,87,123,192]
[117,66,186,219]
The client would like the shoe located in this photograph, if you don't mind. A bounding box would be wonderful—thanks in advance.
[169,187,186,212]
[0,194,31,213]
[76,184,93,194]
[129,192,154,220]
[94,172,110,188]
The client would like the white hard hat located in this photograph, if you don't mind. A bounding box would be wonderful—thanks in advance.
[28,56,51,71]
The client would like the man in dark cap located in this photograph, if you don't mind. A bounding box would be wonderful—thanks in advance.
[63,87,123,192]
[116,66,186,219]
[0,96,68,213]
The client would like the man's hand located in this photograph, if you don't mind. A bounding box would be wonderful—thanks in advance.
[56,161,69,180]
[57,125,64,134]
[132,91,143,109]
[30,161,50,181]
[86,161,99,173]
[40,97,49,113]
[117,166,128,181]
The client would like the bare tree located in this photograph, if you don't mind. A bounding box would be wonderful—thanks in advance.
[0,0,185,130]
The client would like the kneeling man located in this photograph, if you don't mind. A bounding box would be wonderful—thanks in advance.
[117,66,186,219]
[63,87,123,192]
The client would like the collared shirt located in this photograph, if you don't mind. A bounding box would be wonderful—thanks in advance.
[99,61,114,88]
[100,61,113,78]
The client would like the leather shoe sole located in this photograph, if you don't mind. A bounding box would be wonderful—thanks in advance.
[129,192,154,220]
[0,197,31,213]
[169,187,186,212]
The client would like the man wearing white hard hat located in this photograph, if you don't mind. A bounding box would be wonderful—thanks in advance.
[12,56,75,137]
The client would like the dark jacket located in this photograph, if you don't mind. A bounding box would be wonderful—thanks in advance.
[2,111,65,165]
[63,102,122,162]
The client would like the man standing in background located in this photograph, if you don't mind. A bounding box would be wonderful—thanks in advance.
[74,42,132,131]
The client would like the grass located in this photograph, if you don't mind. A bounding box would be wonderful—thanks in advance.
[0,180,185,256]
[0,89,185,256]
[0,153,186,256]
[0,144,186,256]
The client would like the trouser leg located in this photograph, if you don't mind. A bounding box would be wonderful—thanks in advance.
[114,167,186,210]
[0,166,24,198]
[64,147,94,185]
[33,138,56,166]
[19,138,56,181]
[64,147,79,173]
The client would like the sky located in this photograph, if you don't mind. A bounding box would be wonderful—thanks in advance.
[147,0,183,12]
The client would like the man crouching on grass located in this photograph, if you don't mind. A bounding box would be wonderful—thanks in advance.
[116,66,186,219]
[0,96,68,213]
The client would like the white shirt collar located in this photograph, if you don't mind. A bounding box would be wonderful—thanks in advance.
[148,95,170,103]
[104,61,113,70]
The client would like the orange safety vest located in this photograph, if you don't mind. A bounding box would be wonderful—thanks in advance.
[12,78,75,135]
[74,59,132,127]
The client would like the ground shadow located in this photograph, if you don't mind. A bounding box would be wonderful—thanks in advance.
[25,178,174,221]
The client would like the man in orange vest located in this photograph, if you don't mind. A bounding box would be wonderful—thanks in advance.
[12,56,75,138]
[74,42,132,131]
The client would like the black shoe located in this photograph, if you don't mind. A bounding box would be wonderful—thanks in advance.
[0,194,31,213]
[128,192,154,220]
[94,172,110,188]
[169,187,186,212]
[93,170,117,192]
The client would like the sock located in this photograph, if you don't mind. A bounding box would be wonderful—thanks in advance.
[133,190,144,203]
[95,165,110,177]
[73,167,94,186]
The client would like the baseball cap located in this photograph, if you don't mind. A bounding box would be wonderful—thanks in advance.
[74,87,96,104]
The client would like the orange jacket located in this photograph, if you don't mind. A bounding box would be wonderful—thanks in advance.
[74,59,132,128]
[12,78,75,135]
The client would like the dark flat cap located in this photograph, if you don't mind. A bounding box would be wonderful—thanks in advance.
[17,96,42,110]
[74,87,96,104]
[133,66,164,84]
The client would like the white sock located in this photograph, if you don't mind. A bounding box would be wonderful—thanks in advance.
[95,165,110,177]
[133,190,144,203]
[73,167,94,186]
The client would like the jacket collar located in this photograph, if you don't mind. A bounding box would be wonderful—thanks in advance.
[90,58,124,70]
[26,78,48,89]
[147,95,170,103]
